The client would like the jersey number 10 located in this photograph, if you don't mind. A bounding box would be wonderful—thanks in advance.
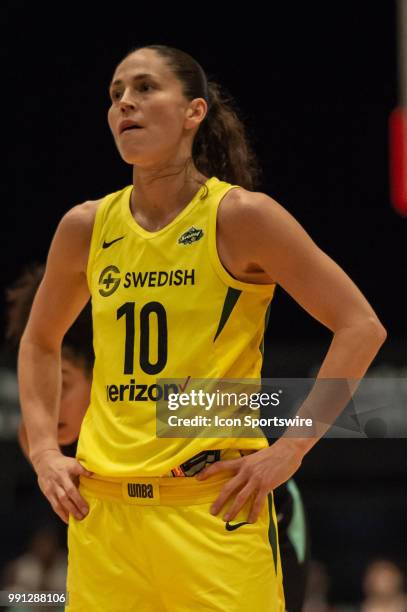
[117,302,168,375]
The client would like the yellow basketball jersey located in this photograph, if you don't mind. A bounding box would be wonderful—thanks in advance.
[77,176,277,476]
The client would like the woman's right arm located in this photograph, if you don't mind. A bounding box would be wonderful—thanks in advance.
[18,201,98,524]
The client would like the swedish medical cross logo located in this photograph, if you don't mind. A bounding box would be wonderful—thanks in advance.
[103,272,116,290]
[98,265,121,297]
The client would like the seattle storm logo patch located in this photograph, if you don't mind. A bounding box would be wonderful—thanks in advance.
[178,226,204,245]
[99,265,121,297]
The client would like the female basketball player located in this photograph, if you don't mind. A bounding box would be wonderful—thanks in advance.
[18,45,386,611]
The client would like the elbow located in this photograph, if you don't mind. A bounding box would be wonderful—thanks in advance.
[368,317,387,344]
[376,323,387,345]
[336,316,387,346]
[356,316,387,346]
[19,328,61,356]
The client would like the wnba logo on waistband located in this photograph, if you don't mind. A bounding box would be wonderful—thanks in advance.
[127,483,154,498]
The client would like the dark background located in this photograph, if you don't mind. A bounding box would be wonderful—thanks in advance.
[2,1,406,605]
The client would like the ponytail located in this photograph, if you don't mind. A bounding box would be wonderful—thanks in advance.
[192,80,263,191]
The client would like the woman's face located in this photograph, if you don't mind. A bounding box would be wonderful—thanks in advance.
[58,356,91,445]
[107,48,206,167]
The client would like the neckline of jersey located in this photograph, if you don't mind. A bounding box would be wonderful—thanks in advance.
[121,176,219,239]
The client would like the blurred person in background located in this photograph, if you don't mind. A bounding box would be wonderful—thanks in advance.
[6,265,93,454]
[303,560,336,612]
[7,263,310,610]
[1,525,66,612]
[361,559,407,612]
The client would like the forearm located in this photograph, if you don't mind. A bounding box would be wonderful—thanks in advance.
[17,420,31,463]
[18,338,62,467]
[316,319,387,379]
[18,419,64,468]
[279,320,387,456]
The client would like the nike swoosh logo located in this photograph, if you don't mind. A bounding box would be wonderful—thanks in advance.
[102,236,125,249]
[225,521,250,531]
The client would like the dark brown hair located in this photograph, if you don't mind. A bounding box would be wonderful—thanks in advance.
[5,264,94,373]
[122,44,263,191]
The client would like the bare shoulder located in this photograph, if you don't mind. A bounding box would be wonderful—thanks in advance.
[49,198,104,273]
[59,198,103,236]
[217,188,293,252]
[216,188,287,283]
[216,187,318,283]
[219,187,315,246]
[218,187,285,231]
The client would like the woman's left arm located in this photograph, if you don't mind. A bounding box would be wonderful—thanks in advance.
[197,191,387,521]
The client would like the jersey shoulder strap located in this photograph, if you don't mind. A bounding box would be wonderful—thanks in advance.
[86,186,130,289]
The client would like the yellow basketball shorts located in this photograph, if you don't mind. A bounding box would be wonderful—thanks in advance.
[66,471,285,611]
